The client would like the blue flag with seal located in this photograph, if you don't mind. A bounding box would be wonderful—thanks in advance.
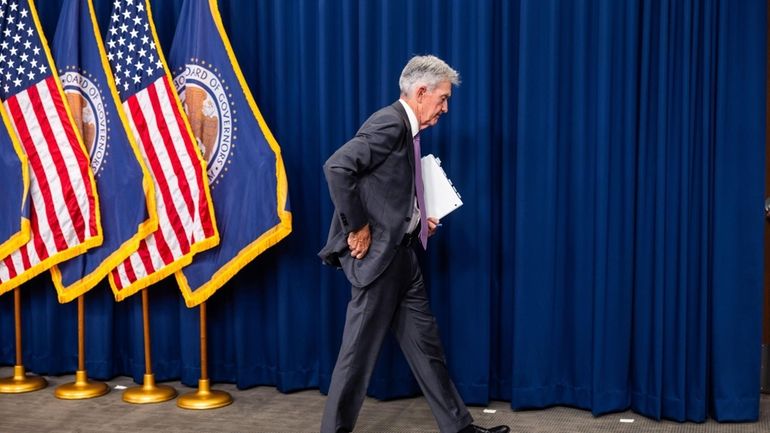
[49,0,157,303]
[0,104,30,261]
[170,0,291,307]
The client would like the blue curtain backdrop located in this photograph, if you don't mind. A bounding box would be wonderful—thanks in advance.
[0,0,764,423]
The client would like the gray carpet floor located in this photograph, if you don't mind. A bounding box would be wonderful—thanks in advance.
[0,367,767,432]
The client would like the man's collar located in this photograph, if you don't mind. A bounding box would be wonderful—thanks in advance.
[398,99,419,138]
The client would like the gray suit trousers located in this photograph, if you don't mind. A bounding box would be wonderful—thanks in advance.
[321,245,473,433]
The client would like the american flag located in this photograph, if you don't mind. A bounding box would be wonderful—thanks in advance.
[106,0,218,298]
[0,0,101,293]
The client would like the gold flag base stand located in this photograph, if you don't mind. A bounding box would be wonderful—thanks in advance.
[177,378,232,410]
[122,289,176,404]
[123,373,177,404]
[177,302,232,410]
[0,365,47,393]
[0,288,47,394]
[55,370,108,399]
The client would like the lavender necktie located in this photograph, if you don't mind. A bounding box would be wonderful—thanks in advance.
[413,133,428,249]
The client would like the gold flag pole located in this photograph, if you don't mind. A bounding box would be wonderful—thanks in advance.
[54,295,109,399]
[177,301,232,409]
[0,287,47,393]
[122,288,176,403]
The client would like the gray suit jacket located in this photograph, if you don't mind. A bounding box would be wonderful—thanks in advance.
[319,101,416,287]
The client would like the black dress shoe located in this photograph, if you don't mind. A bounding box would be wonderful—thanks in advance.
[458,424,511,433]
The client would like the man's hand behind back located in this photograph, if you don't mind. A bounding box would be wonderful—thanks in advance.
[348,224,371,259]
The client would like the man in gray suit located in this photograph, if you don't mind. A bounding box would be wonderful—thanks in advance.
[319,55,509,433]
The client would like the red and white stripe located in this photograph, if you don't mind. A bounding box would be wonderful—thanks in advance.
[110,76,215,291]
[0,76,98,284]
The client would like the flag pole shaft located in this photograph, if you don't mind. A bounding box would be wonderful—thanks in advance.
[142,289,152,375]
[0,287,47,393]
[78,296,85,371]
[177,301,230,409]
[200,302,208,380]
[121,289,176,403]
[14,287,22,365]
[54,294,108,399]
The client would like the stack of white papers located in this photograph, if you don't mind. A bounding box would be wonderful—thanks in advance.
[421,154,463,219]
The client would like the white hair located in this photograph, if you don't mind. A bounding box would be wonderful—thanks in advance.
[399,55,460,97]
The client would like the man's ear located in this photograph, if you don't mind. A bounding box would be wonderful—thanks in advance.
[416,85,427,102]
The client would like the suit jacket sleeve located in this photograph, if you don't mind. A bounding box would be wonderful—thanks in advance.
[323,110,405,233]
